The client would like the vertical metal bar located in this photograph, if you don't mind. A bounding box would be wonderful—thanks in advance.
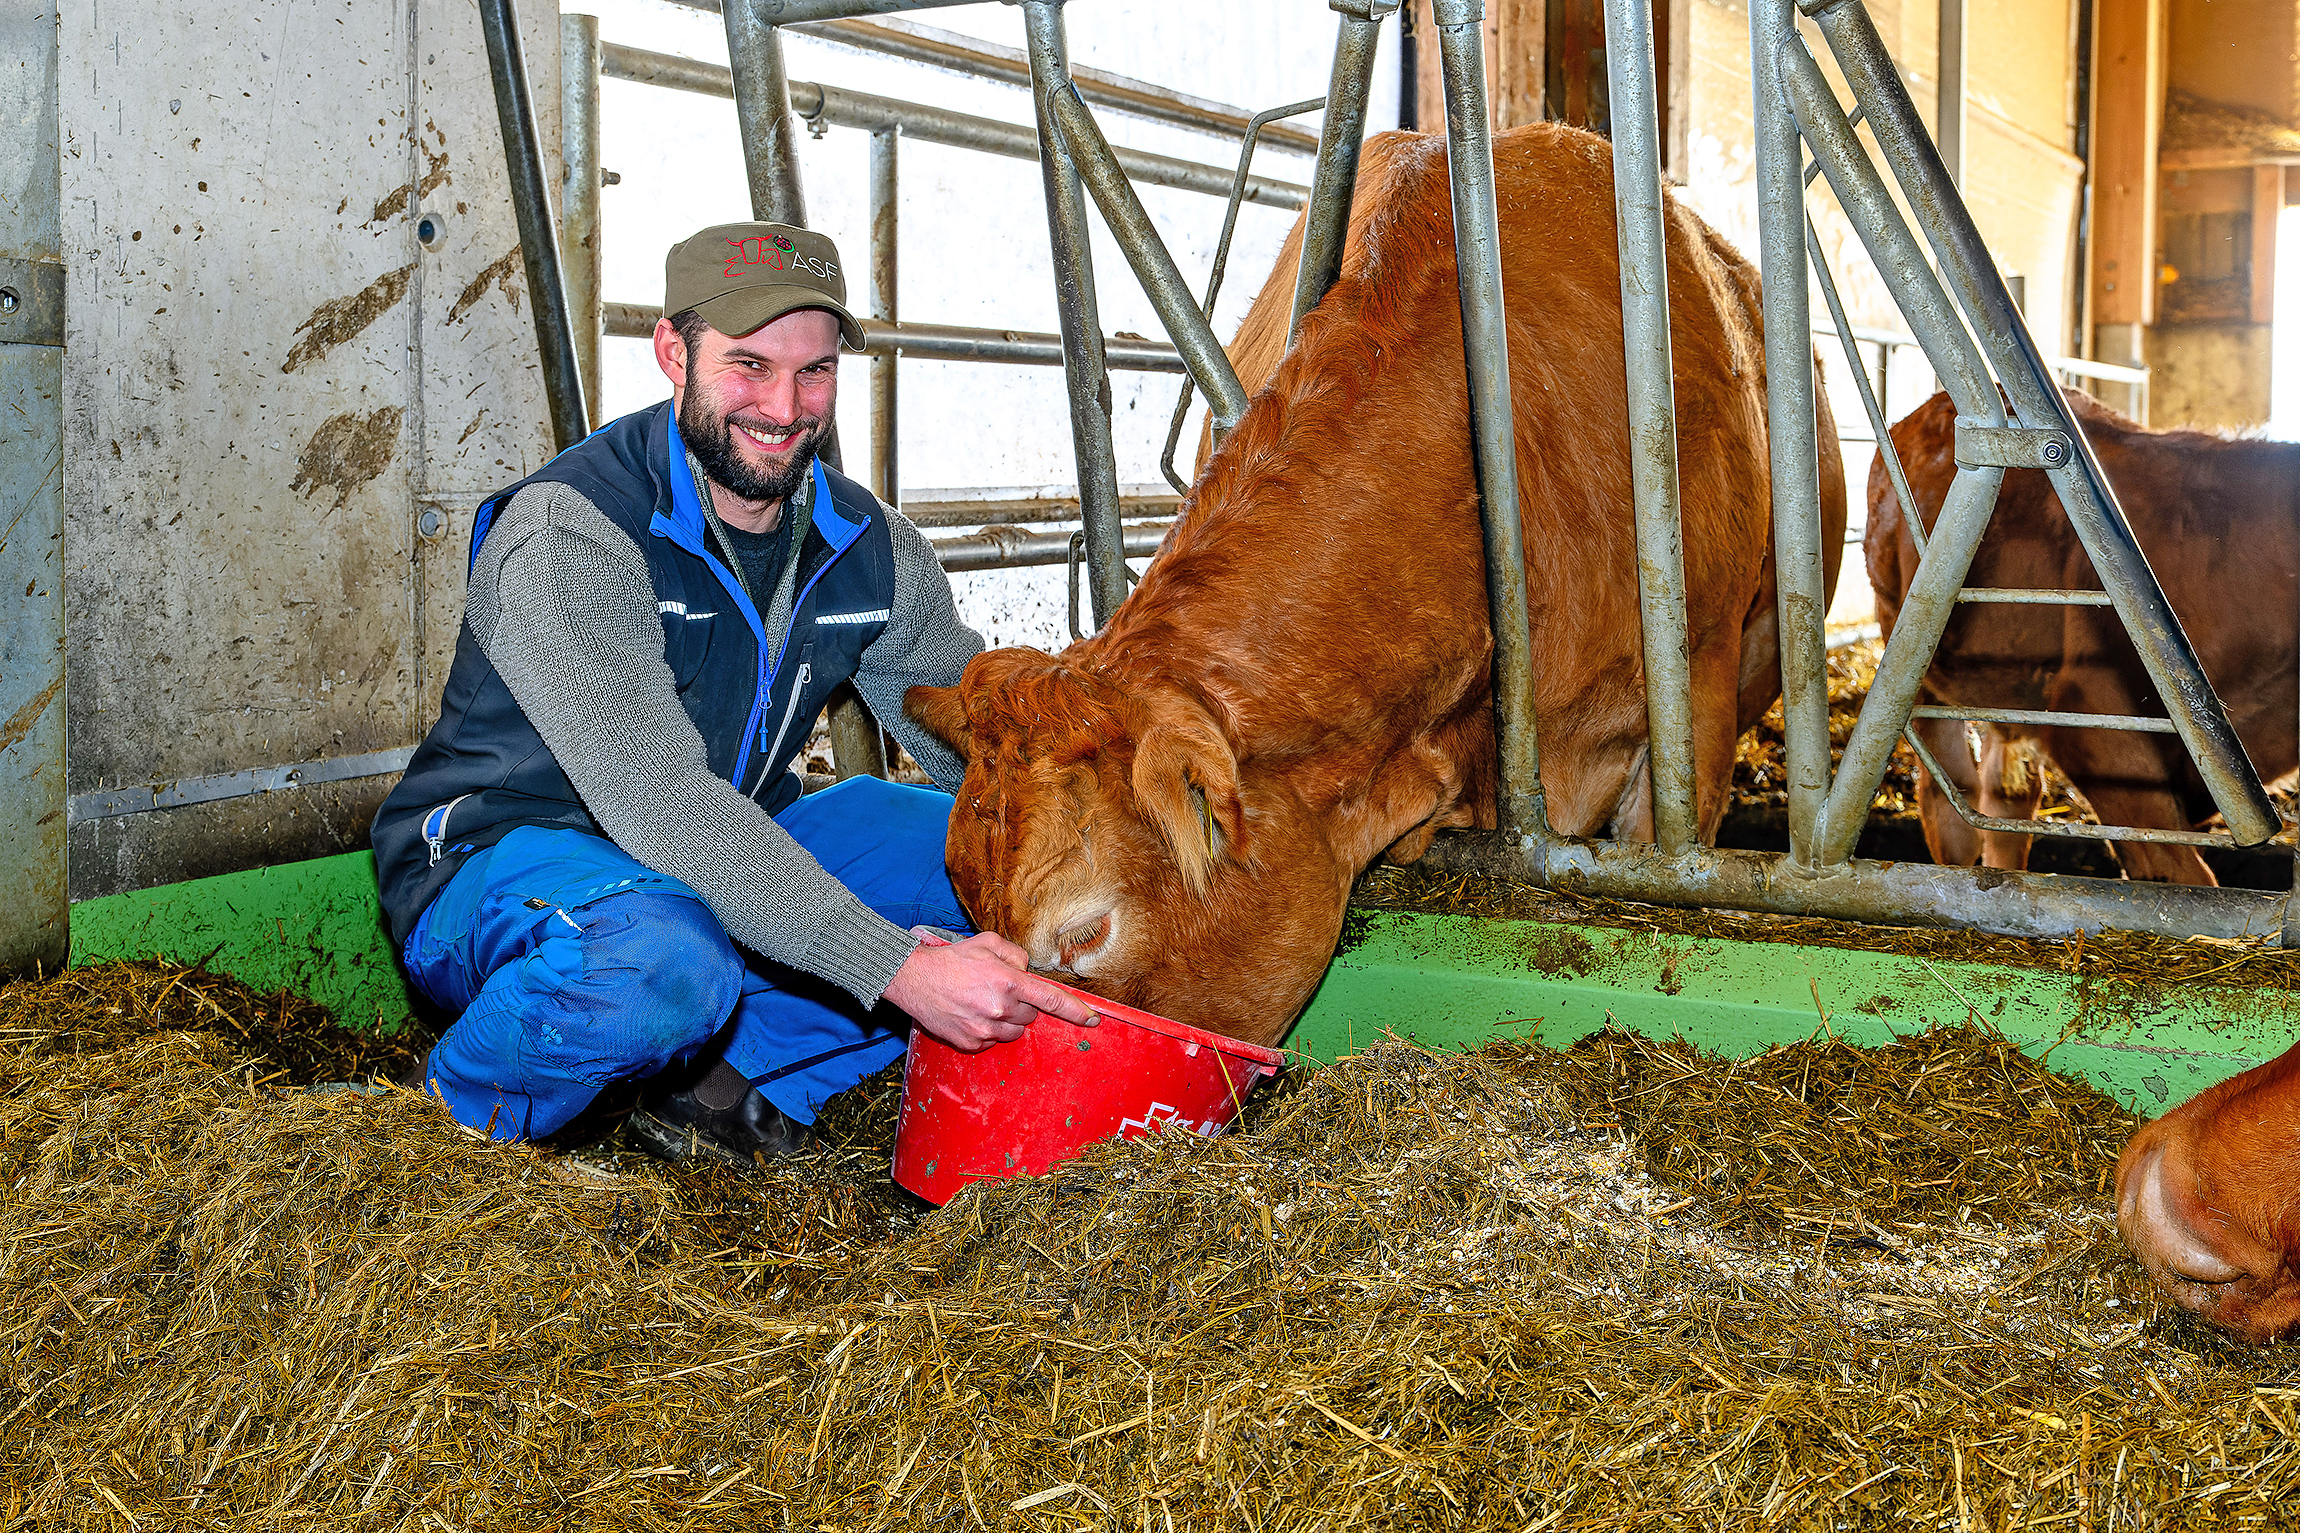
[1434,0,1544,837]
[869,126,899,506]
[1022,0,1128,630]
[477,0,592,452]
[1936,0,1965,187]
[1749,0,1830,863]
[1602,0,1697,853]
[1289,8,1386,343]
[1044,86,1253,432]
[0,0,65,975]
[1806,0,2278,848]
[723,0,807,226]
[560,12,605,430]
[1814,465,2003,865]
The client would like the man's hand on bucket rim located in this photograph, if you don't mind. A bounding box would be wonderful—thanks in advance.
[884,928,1100,1052]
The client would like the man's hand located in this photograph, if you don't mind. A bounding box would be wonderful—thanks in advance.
[883,929,1100,1052]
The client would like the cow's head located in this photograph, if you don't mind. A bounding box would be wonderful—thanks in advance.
[907,648,1348,1045]
[2116,1045,2300,1342]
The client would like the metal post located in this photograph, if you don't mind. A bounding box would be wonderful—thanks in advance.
[1022,0,1128,630]
[1602,0,1697,854]
[722,0,807,225]
[1749,0,1830,863]
[1937,0,1965,187]
[478,0,592,452]
[1044,85,1253,433]
[561,12,605,429]
[1289,3,1390,343]
[0,0,65,976]
[1435,0,1544,838]
[1805,0,2279,848]
[869,126,898,505]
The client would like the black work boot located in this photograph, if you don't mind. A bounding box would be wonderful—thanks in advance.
[628,1058,812,1169]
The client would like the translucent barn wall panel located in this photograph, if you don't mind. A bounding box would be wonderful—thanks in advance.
[58,0,557,898]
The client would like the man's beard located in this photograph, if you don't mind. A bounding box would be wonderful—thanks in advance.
[679,382,825,506]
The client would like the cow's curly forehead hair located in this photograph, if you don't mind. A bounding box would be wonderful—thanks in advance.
[960,654,1131,767]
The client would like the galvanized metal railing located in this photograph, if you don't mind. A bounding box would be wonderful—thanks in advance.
[492,0,2288,943]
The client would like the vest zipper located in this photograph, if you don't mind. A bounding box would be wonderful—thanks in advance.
[423,794,473,867]
[751,647,814,796]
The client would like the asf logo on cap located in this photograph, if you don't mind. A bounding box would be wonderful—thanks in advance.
[722,233,838,282]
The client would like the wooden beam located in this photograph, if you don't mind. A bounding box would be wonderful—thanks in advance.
[2253,161,2280,323]
[1495,0,1545,129]
[2088,0,2165,329]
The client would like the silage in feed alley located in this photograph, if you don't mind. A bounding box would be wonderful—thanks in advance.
[5,958,2300,1528]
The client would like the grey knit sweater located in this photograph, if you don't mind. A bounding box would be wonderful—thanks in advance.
[464,457,983,1006]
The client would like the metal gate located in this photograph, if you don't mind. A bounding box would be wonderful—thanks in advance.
[476,0,2293,946]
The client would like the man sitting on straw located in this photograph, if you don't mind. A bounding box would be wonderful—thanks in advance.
[371,221,1095,1165]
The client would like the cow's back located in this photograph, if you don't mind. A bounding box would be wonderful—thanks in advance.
[1189,124,1834,837]
[1867,390,2300,818]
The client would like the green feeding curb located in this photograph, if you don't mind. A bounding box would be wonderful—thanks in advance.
[63,854,2300,1118]
[69,851,417,1036]
[1287,911,2300,1118]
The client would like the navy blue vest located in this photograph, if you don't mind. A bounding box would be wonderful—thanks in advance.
[372,401,894,944]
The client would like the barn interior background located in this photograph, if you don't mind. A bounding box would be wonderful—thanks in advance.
[13,1,2300,1523]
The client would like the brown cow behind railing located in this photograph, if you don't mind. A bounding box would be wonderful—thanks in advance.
[907,123,1846,1043]
[1865,388,2299,885]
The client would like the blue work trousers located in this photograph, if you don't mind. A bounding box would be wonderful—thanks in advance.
[400,776,967,1141]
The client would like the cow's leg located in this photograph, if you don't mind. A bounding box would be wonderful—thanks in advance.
[1910,716,1985,866]
[1969,731,2042,870]
[2042,677,2219,886]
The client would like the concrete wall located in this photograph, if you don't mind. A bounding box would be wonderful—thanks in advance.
[57,0,559,898]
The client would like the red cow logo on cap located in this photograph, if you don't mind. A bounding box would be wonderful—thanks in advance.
[723,235,791,278]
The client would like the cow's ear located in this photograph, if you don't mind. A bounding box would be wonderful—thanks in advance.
[1131,703,1245,899]
[904,683,970,759]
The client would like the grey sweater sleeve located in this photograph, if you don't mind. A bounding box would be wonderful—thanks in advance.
[467,482,920,1005]
[850,505,986,792]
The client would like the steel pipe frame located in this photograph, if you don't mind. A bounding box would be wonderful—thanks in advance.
[1801,0,2278,849]
[1433,0,1542,838]
[730,0,987,27]
[1748,0,1830,862]
[666,1,1326,156]
[1777,34,2011,868]
[477,0,591,451]
[1288,5,1386,343]
[931,520,1170,572]
[1021,1,1128,631]
[1417,830,2292,944]
[1160,94,1327,495]
[1898,727,2261,852]
[1602,0,1698,855]
[1042,81,1253,435]
[600,44,1309,209]
[869,126,898,506]
[561,14,606,429]
[604,301,1187,371]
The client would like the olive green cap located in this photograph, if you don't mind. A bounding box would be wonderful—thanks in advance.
[663,221,866,350]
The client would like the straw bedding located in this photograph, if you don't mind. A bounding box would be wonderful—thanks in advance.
[7,958,2300,1530]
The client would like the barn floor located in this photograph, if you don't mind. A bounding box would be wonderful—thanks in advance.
[7,960,2300,1529]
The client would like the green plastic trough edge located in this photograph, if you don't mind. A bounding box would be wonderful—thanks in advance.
[66,850,2300,1118]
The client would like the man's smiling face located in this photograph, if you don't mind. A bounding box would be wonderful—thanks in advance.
[655,307,841,526]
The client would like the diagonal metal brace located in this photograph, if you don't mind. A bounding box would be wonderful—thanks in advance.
[1954,418,2073,470]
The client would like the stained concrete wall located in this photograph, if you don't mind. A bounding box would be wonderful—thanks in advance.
[58,0,560,898]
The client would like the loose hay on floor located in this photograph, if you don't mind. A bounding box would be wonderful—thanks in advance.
[7,960,2300,1530]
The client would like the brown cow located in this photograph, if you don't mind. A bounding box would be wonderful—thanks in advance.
[907,124,1846,1043]
[1866,389,2297,883]
[2117,1045,2300,1341]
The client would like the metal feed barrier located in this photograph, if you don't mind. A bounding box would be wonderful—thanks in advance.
[476,0,2289,945]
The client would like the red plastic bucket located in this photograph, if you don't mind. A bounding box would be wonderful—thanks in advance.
[892,979,1287,1206]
